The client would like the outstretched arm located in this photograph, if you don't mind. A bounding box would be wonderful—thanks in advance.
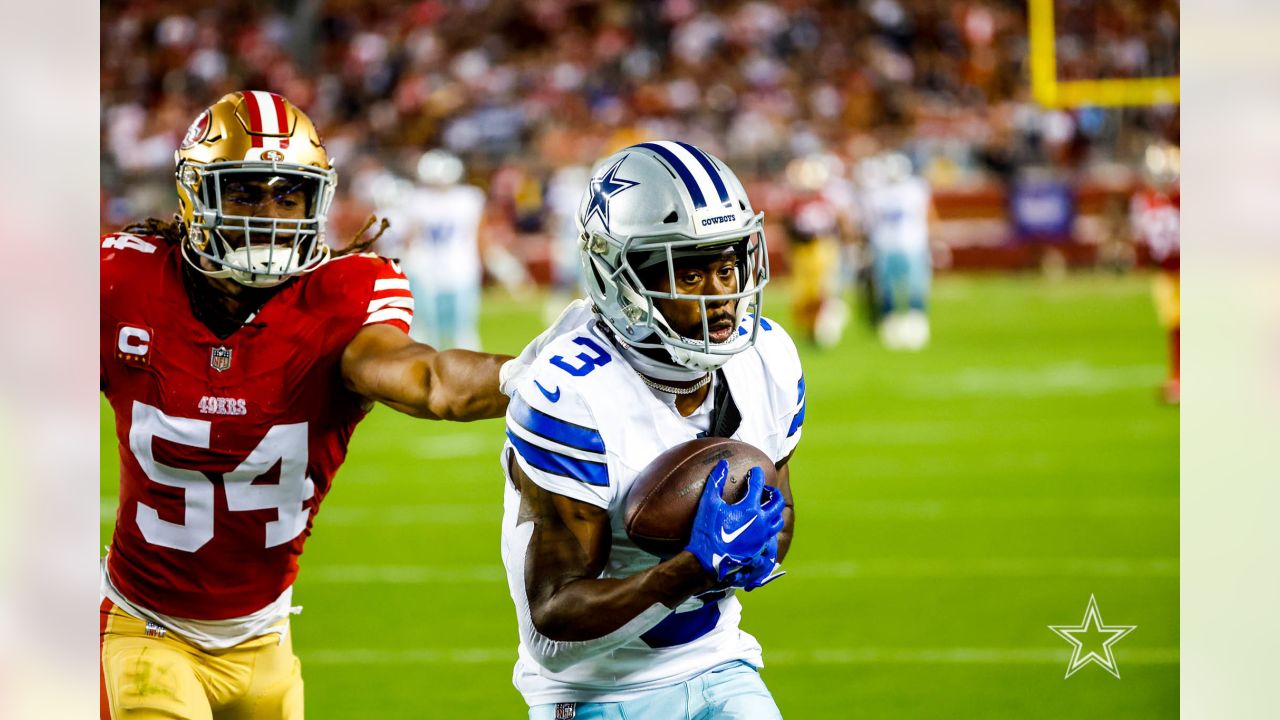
[340,323,512,421]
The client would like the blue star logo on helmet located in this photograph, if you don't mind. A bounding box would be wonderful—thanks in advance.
[582,155,639,232]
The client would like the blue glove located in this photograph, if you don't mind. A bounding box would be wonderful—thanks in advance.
[737,536,787,591]
[732,483,787,590]
[685,461,784,582]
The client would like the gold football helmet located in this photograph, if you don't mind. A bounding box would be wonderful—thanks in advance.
[175,91,337,287]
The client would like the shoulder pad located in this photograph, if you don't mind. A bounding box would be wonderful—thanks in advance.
[303,253,414,333]
[101,233,171,293]
[745,314,805,423]
[506,345,612,503]
[100,232,164,260]
[744,315,801,375]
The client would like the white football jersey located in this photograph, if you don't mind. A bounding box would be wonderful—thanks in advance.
[500,316,806,705]
[401,184,485,291]
[860,177,931,255]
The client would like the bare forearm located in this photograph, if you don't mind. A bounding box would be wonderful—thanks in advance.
[424,349,512,421]
[344,327,512,420]
[775,462,796,561]
[531,552,715,642]
[778,507,795,561]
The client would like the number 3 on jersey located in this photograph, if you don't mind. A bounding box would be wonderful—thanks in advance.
[129,401,314,552]
[550,337,611,377]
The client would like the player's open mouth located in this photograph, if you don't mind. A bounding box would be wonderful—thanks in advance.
[707,321,735,343]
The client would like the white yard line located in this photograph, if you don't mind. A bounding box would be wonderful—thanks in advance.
[302,646,1178,666]
[906,363,1166,399]
[406,434,498,459]
[96,497,1168,528]
[305,557,1177,585]
[307,565,506,584]
[99,496,1178,522]
[316,503,496,526]
[352,432,497,459]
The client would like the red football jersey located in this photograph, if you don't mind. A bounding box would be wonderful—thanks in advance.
[100,233,414,620]
[1131,187,1180,271]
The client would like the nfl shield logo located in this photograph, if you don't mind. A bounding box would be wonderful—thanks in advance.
[554,704,576,720]
[210,346,233,372]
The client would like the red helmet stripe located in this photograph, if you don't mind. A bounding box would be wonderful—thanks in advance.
[269,92,291,148]
[242,91,265,147]
[269,93,288,132]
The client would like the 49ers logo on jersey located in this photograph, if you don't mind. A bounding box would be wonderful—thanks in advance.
[116,324,153,365]
[198,396,248,416]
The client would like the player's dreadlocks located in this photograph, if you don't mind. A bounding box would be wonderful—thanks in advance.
[119,213,391,258]
[335,214,391,258]
[119,214,392,339]
[120,216,186,245]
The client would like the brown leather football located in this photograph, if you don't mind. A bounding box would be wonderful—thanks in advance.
[623,437,777,557]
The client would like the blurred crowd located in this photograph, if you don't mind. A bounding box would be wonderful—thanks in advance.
[101,0,1179,263]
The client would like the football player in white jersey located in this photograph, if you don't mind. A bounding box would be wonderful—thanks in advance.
[499,142,804,719]
[402,149,487,349]
[857,152,937,350]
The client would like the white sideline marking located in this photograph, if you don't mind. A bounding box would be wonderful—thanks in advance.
[302,646,1178,666]
[767,647,1179,665]
[408,434,496,459]
[814,497,1178,520]
[100,497,1177,526]
[354,432,495,460]
[804,417,1171,446]
[305,557,1177,585]
[308,565,505,584]
[909,362,1165,399]
[317,504,495,526]
[787,557,1178,579]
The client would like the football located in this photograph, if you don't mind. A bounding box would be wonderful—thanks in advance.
[623,437,777,557]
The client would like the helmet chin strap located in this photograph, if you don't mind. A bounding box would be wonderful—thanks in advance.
[614,337,707,382]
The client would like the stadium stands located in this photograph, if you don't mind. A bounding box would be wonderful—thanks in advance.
[101,0,1178,271]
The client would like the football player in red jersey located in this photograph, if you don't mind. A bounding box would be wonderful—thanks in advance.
[1132,142,1180,404]
[99,91,562,719]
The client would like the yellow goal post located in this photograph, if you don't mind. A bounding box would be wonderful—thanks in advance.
[1028,0,1179,108]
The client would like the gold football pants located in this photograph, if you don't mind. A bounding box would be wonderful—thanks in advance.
[790,237,841,335]
[1152,270,1180,328]
[100,599,304,719]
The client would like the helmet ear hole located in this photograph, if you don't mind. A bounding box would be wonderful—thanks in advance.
[663,210,679,224]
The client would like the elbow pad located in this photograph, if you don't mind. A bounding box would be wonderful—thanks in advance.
[504,522,671,673]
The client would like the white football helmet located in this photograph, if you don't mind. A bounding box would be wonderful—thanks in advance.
[417,149,464,186]
[577,141,769,373]
[882,152,913,183]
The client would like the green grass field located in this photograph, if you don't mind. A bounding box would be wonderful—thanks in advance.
[100,273,1178,718]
